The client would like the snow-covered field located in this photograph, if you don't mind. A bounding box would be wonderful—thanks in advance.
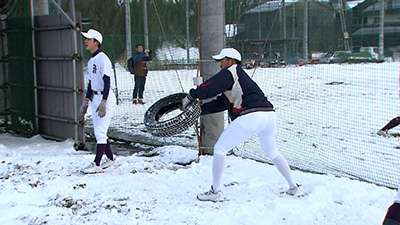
[1,61,400,224]
[109,61,400,188]
[239,63,400,189]
[0,133,397,225]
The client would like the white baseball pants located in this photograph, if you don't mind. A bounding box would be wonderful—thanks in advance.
[214,111,279,158]
[212,111,296,191]
[92,91,116,144]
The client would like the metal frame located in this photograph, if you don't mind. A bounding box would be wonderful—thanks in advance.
[31,0,85,149]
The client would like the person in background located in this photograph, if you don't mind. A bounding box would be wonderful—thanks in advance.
[79,29,116,174]
[181,48,302,202]
[377,117,400,137]
[382,182,400,225]
[132,43,152,104]
[378,73,400,137]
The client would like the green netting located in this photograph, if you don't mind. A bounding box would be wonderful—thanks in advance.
[0,0,36,135]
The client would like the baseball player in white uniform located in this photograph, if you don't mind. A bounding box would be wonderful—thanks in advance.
[181,48,302,202]
[79,29,117,174]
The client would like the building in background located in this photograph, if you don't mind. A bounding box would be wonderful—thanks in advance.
[351,0,400,59]
[231,0,350,63]
[229,0,400,62]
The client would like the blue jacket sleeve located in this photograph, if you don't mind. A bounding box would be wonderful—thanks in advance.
[189,68,234,100]
[200,95,227,116]
[133,52,145,62]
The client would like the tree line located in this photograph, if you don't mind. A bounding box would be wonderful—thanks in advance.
[61,0,259,62]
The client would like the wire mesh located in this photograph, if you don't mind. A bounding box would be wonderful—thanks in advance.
[2,0,400,190]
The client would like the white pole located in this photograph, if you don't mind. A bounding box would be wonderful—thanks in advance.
[378,0,384,60]
[186,0,190,63]
[125,0,132,59]
[282,0,287,57]
[143,0,149,50]
[303,0,308,61]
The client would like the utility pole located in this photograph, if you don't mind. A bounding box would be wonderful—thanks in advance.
[143,0,149,50]
[258,2,261,54]
[125,0,132,58]
[200,0,224,155]
[186,0,190,63]
[378,0,385,60]
[303,0,308,61]
[282,0,287,58]
[292,3,296,56]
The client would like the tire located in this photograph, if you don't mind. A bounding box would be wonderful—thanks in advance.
[144,92,201,137]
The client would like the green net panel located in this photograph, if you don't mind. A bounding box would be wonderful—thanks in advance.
[0,0,37,135]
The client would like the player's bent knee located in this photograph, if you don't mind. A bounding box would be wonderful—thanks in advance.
[266,151,280,161]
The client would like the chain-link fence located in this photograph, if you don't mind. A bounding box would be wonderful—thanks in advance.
[2,0,400,189]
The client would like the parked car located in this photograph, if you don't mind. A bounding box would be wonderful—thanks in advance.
[320,51,351,63]
[347,51,379,63]
[359,46,379,60]
[309,51,326,64]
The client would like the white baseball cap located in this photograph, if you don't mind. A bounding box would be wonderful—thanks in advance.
[81,29,103,44]
[212,48,242,62]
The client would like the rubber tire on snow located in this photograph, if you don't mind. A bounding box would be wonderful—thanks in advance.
[144,92,201,137]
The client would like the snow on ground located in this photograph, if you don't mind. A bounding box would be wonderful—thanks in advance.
[156,45,199,62]
[110,61,400,188]
[1,61,400,224]
[0,132,397,225]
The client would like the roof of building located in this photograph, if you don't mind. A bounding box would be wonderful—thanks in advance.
[244,0,365,14]
[364,0,400,12]
[245,0,295,14]
[352,25,400,35]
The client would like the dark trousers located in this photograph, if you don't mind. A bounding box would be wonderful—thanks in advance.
[133,75,146,99]
[383,203,400,225]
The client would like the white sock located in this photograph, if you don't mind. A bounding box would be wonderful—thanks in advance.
[272,153,296,188]
[212,153,226,192]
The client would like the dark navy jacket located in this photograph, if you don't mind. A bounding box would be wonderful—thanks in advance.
[188,64,274,121]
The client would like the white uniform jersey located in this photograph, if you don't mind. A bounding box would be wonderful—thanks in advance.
[87,51,115,91]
